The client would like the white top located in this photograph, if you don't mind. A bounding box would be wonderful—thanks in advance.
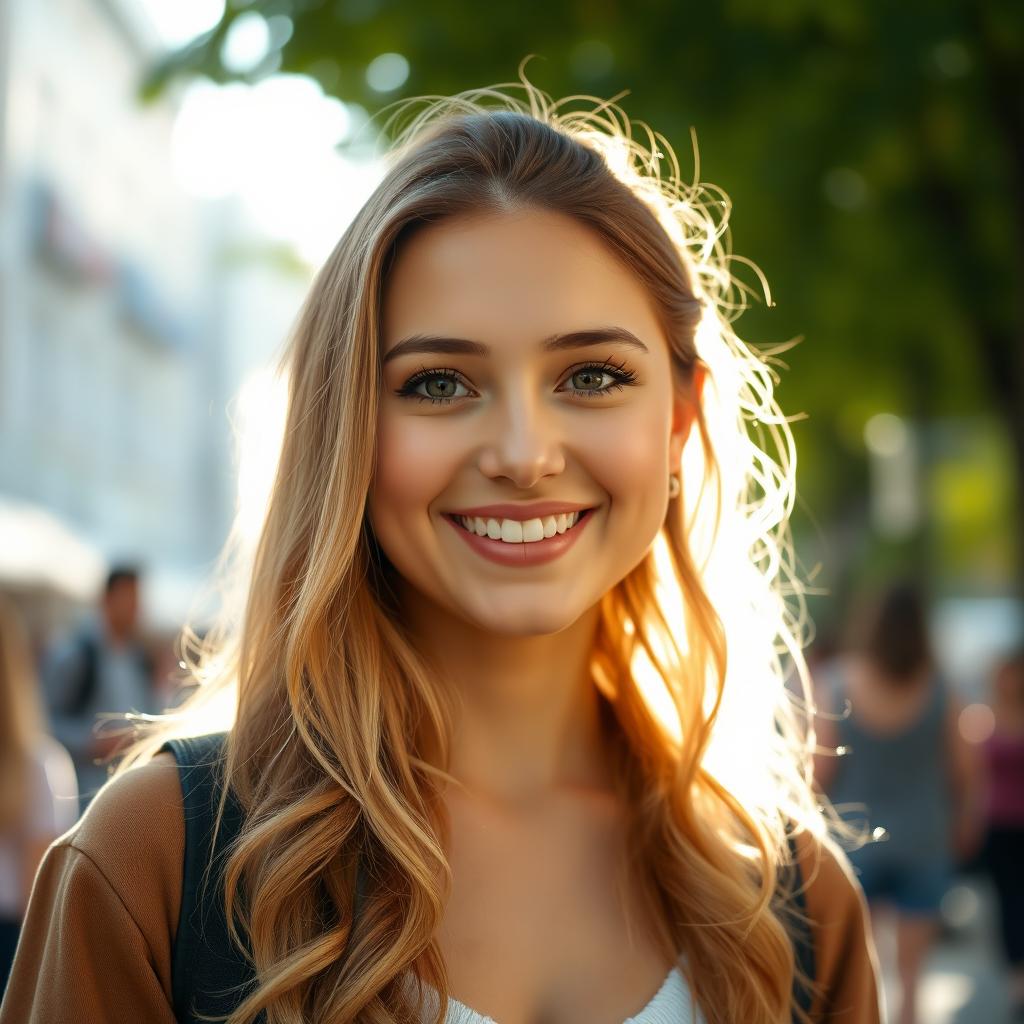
[414,965,706,1024]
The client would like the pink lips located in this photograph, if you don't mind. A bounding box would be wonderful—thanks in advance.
[444,508,596,567]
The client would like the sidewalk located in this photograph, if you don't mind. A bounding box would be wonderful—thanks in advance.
[872,873,1013,1023]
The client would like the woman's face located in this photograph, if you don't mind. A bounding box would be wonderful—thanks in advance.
[369,207,697,636]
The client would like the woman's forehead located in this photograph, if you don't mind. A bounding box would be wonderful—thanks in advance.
[381,208,663,356]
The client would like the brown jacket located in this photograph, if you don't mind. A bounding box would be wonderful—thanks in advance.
[0,753,883,1023]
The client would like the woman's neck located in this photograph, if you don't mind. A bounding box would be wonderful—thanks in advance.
[402,593,614,803]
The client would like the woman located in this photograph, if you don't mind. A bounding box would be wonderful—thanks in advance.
[0,594,78,997]
[814,581,983,1024]
[1,70,880,1024]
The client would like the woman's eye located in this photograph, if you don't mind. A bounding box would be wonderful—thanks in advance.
[394,360,639,406]
[561,360,639,398]
[566,367,627,396]
[395,368,471,405]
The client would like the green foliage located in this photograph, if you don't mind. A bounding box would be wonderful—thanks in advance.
[144,0,1024,595]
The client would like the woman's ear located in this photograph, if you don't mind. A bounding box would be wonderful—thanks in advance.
[669,362,707,468]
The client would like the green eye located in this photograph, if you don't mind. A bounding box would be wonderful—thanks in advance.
[396,367,471,405]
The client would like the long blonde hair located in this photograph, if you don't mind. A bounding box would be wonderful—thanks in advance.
[117,65,835,1024]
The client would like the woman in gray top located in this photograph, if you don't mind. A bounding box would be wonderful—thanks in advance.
[814,582,984,1024]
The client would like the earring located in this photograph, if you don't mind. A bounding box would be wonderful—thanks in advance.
[668,473,681,499]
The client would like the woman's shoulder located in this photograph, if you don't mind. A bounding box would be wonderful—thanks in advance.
[790,827,883,1022]
[791,827,865,918]
[64,750,185,920]
[72,750,183,848]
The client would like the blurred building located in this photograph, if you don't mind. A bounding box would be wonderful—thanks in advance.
[0,0,241,632]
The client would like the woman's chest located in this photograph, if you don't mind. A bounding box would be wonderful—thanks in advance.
[435,790,675,1024]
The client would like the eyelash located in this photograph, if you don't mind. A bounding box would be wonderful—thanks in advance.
[395,359,640,406]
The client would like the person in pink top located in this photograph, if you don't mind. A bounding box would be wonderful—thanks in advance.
[982,648,1024,1022]
[0,595,78,998]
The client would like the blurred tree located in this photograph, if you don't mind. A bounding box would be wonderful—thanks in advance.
[144,0,1024,603]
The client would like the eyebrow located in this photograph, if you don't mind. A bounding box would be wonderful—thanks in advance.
[381,326,649,365]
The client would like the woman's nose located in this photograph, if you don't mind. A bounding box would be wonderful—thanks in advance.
[476,393,567,488]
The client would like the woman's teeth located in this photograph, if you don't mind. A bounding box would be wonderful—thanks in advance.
[453,510,584,544]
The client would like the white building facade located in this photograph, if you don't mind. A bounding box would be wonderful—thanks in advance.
[0,0,238,627]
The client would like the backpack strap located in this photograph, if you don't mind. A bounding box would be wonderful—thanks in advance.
[784,830,817,1020]
[161,732,255,1023]
[161,733,369,1024]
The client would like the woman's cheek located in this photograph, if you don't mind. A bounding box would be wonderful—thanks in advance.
[371,413,464,524]
[586,409,668,526]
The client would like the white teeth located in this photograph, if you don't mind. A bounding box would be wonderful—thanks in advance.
[521,518,544,542]
[454,511,584,544]
[500,519,523,543]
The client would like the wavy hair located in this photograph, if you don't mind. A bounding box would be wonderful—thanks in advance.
[115,63,841,1024]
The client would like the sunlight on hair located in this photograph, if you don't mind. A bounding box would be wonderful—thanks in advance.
[183,673,239,735]
[233,366,290,549]
[631,534,687,746]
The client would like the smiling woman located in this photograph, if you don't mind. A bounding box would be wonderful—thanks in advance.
[0,64,880,1024]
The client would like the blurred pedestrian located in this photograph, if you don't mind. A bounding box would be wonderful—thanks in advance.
[981,648,1024,1021]
[0,594,77,998]
[39,566,157,814]
[814,580,984,1024]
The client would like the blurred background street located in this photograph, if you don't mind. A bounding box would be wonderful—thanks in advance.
[1,1,1022,1021]
[879,872,1011,1022]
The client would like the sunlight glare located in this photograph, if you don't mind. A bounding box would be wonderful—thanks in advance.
[137,0,225,48]
[221,11,270,73]
[170,74,384,264]
[234,366,290,548]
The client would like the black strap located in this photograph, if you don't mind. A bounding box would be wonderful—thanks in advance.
[162,733,254,1024]
[161,733,369,1024]
[162,734,814,1022]
[784,831,817,1019]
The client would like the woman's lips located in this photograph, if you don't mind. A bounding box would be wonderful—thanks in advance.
[443,508,596,567]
